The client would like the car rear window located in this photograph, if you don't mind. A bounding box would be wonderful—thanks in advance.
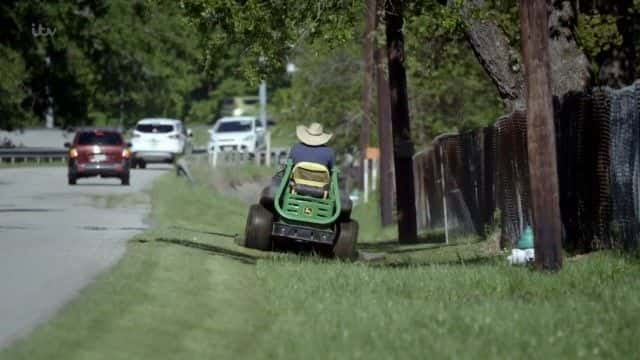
[77,131,123,146]
[216,120,253,133]
[136,124,174,133]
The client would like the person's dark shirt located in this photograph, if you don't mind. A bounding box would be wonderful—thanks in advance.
[289,142,335,169]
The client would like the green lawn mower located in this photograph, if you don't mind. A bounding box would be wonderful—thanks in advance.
[243,160,358,259]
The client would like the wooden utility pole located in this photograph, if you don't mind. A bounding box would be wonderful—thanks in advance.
[520,0,563,270]
[385,0,417,243]
[375,0,394,227]
[360,0,376,189]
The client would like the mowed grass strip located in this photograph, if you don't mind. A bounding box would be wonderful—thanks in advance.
[3,166,640,359]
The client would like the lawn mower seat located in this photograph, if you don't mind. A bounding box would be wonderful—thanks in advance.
[290,162,331,199]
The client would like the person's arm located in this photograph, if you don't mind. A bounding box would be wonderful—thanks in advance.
[288,143,299,162]
[328,148,336,170]
[274,143,296,175]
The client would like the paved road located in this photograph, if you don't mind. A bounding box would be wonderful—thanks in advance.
[0,166,167,348]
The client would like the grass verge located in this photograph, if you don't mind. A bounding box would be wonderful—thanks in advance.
[269,122,296,148]
[3,164,640,359]
[190,126,210,148]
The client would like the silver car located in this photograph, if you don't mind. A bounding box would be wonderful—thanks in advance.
[208,116,265,154]
[131,118,192,168]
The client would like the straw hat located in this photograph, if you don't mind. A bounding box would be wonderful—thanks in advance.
[296,122,333,146]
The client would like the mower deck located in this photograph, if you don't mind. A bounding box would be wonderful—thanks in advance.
[271,221,335,244]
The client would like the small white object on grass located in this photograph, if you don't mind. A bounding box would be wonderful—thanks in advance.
[507,248,535,265]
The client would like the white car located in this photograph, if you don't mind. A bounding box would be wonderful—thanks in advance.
[208,116,266,153]
[131,118,191,168]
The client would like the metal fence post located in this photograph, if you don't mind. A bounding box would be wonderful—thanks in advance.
[372,158,378,191]
[439,143,449,244]
[364,158,369,203]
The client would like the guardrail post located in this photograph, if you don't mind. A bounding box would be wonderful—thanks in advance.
[266,131,271,167]
[211,150,218,168]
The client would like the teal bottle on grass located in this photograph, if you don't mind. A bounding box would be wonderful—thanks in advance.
[516,226,534,250]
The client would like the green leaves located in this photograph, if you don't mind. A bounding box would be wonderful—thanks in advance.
[404,6,502,144]
[180,0,361,82]
[0,0,223,128]
[265,2,502,154]
[576,13,623,62]
[0,45,33,129]
[270,41,362,151]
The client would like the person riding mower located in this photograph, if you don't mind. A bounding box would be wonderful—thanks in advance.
[241,123,358,259]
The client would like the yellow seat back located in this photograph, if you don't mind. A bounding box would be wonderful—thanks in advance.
[291,162,330,188]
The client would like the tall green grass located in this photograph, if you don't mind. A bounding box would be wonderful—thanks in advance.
[351,190,398,243]
[190,126,210,148]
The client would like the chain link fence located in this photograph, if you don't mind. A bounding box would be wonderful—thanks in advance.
[413,82,640,251]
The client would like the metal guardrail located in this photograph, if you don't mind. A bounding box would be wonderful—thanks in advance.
[0,146,286,166]
[208,147,289,167]
[0,147,68,164]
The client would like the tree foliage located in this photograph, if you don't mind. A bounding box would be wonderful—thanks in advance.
[481,0,640,86]
[4,0,640,134]
[576,13,623,62]
[0,0,258,130]
[270,1,502,152]
[271,42,362,153]
[179,0,361,82]
[405,7,503,143]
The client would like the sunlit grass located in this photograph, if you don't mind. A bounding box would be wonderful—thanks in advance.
[351,190,397,243]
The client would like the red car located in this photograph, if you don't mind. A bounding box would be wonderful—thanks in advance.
[65,129,131,185]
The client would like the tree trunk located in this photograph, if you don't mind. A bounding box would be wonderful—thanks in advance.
[462,0,526,112]
[385,0,418,243]
[360,0,376,188]
[520,0,563,271]
[461,0,590,109]
[547,0,591,95]
[376,0,395,227]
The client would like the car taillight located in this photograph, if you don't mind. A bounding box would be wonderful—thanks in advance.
[122,149,131,158]
[168,134,180,139]
[69,148,78,158]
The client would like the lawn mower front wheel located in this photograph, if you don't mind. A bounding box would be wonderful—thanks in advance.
[244,204,273,251]
[333,220,358,260]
